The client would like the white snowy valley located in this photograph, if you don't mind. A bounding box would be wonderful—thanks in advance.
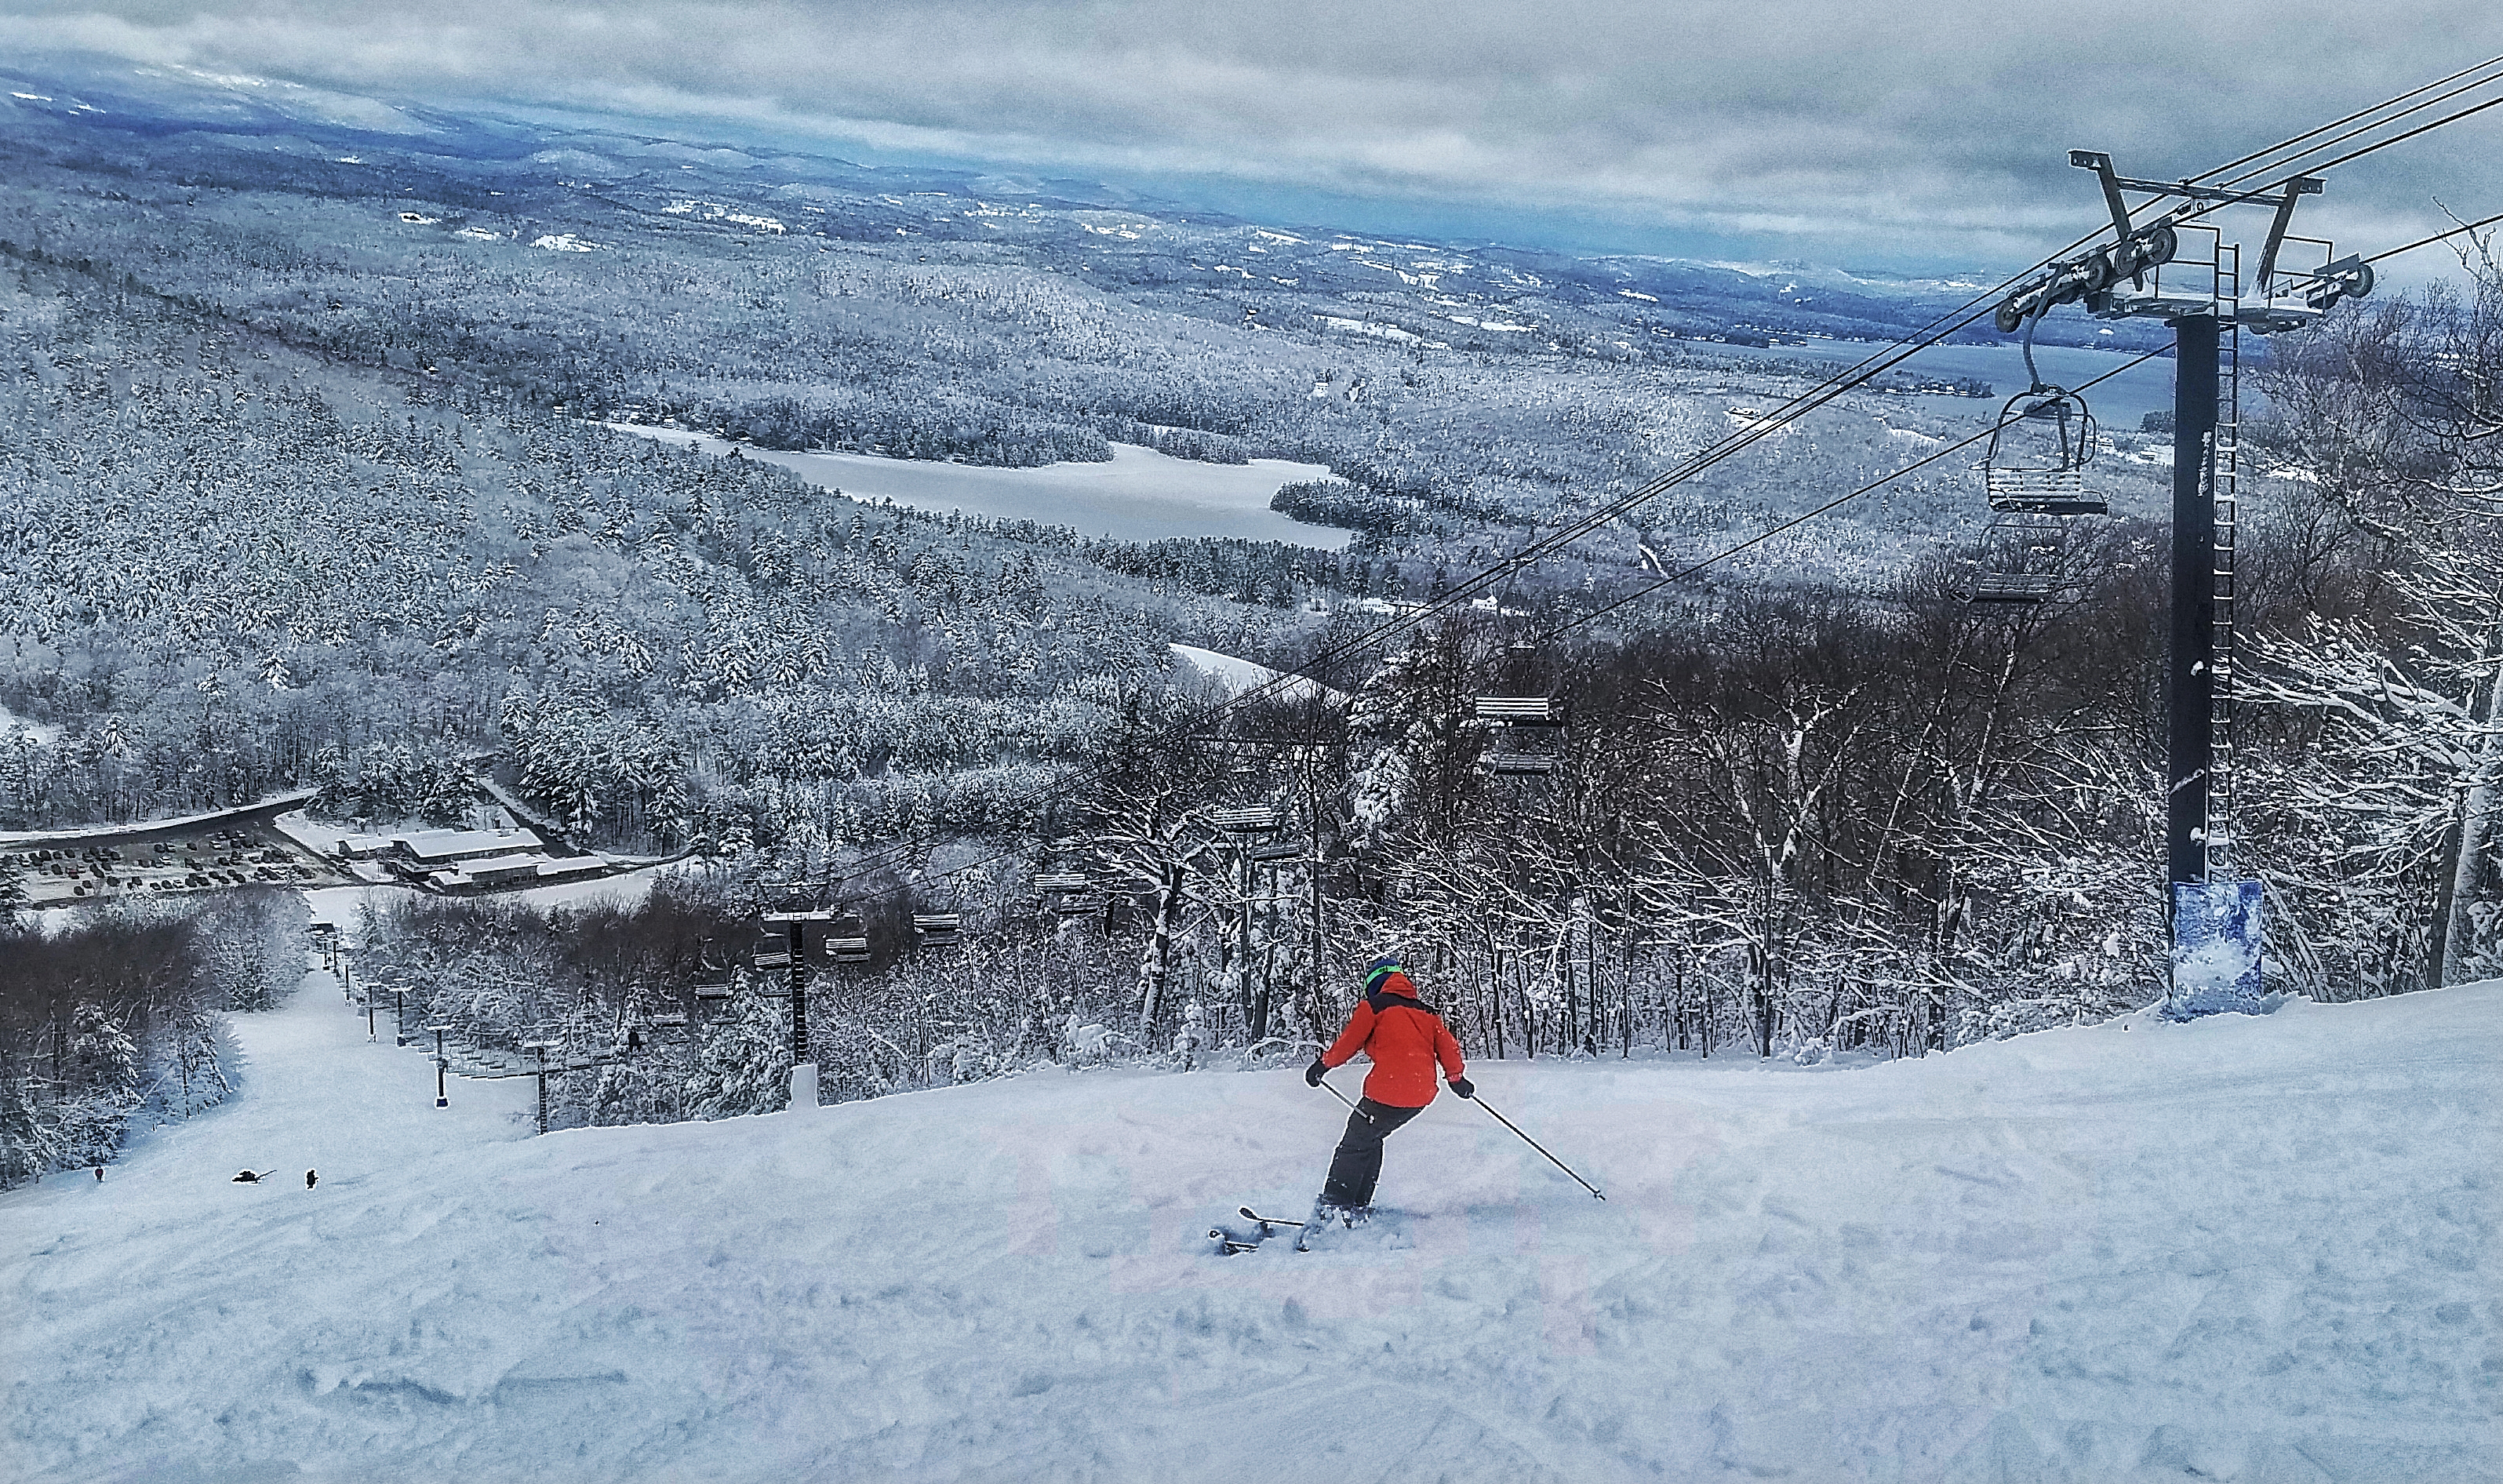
[4,955,2494,1483]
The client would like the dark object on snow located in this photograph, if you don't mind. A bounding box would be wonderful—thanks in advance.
[94,1167,104,1182]
[1304,1058,1326,1087]
[1208,1205,1308,1256]
[1319,1097,1425,1209]
[305,1169,318,1189]
[1450,1076,1475,1099]
[231,1169,271,1184]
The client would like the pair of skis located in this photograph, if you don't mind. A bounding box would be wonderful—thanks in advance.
[1207,1205,1307,1255]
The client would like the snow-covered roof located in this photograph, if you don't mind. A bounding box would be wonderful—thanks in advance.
[395,827,543,861]
[462,854,548,882]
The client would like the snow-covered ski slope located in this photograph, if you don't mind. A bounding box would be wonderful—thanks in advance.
[5,972,2496,1483]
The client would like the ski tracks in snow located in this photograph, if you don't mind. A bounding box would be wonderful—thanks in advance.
[3,978,2497,1482]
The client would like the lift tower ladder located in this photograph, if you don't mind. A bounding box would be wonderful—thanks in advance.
[2209,242,2242,877]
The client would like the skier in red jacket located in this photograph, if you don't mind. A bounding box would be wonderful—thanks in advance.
[1304,955,1472,1220]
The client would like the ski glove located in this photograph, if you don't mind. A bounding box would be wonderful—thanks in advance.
[1450,1076,1475,1099]
[1304,1059,1328,1087]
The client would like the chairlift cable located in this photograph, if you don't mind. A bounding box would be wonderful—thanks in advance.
[2174,53,2503,188]
[1344,67,2503,628]
[2285,89,2503,178]
[1522,347,2174,648]
[2191,61,2503,196]
[2363,209,2503,264]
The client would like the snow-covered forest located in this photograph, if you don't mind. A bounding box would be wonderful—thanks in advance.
[1,64,2498,1190]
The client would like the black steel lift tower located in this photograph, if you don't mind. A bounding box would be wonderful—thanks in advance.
[1993,151,2374,1011]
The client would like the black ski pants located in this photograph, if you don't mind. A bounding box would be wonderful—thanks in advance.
[1319,1097,1425,1209]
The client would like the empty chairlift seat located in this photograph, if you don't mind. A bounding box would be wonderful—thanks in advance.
[913,915,962,948]
[1983,389,2106,515]
[1473,696,1567,727]
[1035,872,1100,916]
[1970,571,2060,605]
[1485,752,1559,776]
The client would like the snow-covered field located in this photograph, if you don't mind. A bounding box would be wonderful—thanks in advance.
[607,427,1342,547]
[5,966,2494,1482]
[1169,643,1349,705]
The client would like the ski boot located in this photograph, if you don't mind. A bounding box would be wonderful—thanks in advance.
[1294,1199,1370,1251]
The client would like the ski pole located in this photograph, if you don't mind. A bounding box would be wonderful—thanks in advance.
[1315,1075,1375,1122]
[1471,1096,1605,1200]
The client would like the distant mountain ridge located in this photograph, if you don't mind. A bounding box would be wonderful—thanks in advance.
[0,49,2149,355]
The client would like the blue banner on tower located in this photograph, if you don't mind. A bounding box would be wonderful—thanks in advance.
[2169,879,2265,1018]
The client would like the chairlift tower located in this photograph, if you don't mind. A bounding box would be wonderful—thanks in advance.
[1998,150,2373,1010]
[1210,806,1290,1042]
[759,910,841,1077]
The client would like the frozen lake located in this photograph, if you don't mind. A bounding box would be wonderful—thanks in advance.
[609,428,1345,547]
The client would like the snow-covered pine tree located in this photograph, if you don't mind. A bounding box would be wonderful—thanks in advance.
[686,987,791,1119]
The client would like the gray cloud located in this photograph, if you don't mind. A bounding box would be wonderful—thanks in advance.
[5,0,2498,267]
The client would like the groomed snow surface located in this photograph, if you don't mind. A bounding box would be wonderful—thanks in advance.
[5,966,2496,1483]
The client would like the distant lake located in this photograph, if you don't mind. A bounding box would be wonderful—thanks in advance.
[609,428,1346,548]
[1701,337,2195,431]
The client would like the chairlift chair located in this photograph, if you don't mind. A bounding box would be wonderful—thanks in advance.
[1035,871,1094,913]
[1207,806,1286,835]
[751,924,795,969]
[1968,514,2076,606]
[825,934,871,964]
[913,914,962,948]
[1473,696,1567,728]
[1485,752,1559,777]
[1982,388,2107,516]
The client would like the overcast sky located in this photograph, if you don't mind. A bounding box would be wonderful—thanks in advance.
[6,0,2500,271]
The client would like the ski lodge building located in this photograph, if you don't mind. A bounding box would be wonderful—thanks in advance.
[333,827,614,894]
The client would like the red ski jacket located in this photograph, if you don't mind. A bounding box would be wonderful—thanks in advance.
[1320,971,1465,1108]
